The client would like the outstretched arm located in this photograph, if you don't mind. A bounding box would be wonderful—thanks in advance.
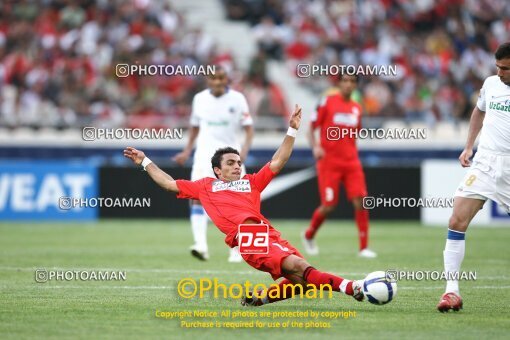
[269,105,302,173]
[123,147,179,193]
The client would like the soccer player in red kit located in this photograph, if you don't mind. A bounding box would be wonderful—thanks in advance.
[302,74,377,258]
[123,105,365,306]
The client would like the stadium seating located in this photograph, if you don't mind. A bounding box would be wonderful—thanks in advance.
[0,0,288,132]
[225,0,509,128]
[1,0,508,138]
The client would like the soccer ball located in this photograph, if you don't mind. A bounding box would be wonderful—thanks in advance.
[362,271,397,305]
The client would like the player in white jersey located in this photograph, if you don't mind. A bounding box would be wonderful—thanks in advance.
[437,42,510,312]
[173,67,254,262]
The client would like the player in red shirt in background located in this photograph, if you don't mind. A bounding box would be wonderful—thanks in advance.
[302,74,377,258]
[123,105,365,306]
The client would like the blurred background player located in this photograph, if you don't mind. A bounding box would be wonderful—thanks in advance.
[302,74,376,258]
[437,42,510,313]
[173,66,254,262]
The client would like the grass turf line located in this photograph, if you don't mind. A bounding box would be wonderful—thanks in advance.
[1,220,509,339]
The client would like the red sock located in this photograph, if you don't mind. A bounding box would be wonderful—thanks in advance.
[355,209,369,250]
[260,279,296,303]
[305,208,326,239]
[303,267,353,295]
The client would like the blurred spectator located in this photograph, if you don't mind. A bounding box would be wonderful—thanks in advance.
[225,0,508,125]
[0,0,264,131]
[252,16,284,60]
[242,48,289,130]
[363,78,392,117]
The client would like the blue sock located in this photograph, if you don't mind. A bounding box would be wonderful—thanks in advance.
[447,229,465,240]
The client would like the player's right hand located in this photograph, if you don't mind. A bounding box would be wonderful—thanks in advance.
[123,147,145,165]
[172,150,190,166]
[289,104,302,130]
[313,145,325,160]
[459,148,473,167]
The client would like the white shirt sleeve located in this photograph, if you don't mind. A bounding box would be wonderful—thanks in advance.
[190,95,200,126]
[239,94,253,126]
[476,79,487,112]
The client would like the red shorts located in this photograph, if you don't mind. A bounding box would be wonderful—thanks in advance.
[317,159,367,206]
[241,228,304,280]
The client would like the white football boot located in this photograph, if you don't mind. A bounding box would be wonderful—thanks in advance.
[301,231,319,255]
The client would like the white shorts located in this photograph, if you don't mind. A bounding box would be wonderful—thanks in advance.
[191,158,246,181]
[455,150,510,213]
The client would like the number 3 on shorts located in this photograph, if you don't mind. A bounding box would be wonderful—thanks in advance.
[465,175,476,186]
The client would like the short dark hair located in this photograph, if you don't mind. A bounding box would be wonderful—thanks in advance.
[211,147,240,178]
[495,42,510,60]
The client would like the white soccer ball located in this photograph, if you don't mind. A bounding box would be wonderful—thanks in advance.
[362,271,397,305]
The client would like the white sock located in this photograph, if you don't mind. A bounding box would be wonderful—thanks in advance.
[229,247,240,257]
[190,205,208,252]
[339,280,352,294]
[443,231,465,294]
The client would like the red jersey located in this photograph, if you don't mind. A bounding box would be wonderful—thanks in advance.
[311,94,362,164]
[176,162,277,247]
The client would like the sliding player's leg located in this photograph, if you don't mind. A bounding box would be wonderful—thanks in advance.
[242,232,363,306]
[282,255,363,301]
[241,277,296,306]
[243,254,363,306]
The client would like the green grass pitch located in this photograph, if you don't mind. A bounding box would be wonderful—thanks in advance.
[1,220,509,339]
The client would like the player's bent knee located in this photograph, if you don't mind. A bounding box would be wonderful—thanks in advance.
[448,214,469,232]
[282,255,310,276]
[295,258,311,273]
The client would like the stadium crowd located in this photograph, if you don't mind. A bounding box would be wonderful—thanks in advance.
[226,0,510,125]
[0,0,288,131]
[2,0,508,131]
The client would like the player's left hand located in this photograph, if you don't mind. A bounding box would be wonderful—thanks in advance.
[123,147,145,165]
[289,104,302,130]
[172,150,190,166]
